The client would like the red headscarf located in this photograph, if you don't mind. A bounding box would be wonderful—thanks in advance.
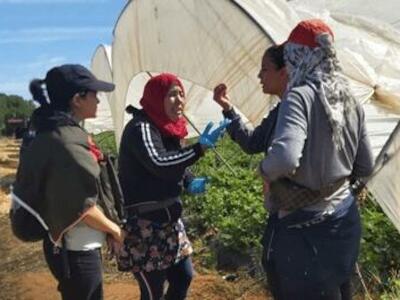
[140,73,188,139]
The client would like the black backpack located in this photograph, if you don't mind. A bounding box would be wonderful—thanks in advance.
[10,190,48,242]
[10,131,47,242]
[97,154,126,225]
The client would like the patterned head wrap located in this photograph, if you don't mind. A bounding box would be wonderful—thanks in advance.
[284,19,356,149]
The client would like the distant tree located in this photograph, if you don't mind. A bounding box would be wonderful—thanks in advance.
[0,93,36,136]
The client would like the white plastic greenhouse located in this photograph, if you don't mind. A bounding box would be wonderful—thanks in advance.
[87,0,400,233]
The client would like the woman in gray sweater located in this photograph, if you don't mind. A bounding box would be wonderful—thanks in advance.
[259,19,374,299]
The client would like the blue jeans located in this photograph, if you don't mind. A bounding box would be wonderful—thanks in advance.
[43,237,103,300]
[134,256,193,300]
[262,198,361,300]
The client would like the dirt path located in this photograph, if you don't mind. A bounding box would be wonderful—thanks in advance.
[0,138,269,300]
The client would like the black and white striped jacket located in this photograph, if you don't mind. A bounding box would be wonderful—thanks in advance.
[118,110,204,207]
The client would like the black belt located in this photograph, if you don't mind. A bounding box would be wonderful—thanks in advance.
[124,197,180,215]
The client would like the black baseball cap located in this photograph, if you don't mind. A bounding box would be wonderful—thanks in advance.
[45,64,115,109]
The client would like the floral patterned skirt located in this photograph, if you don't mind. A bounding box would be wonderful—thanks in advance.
[117,217,193,273]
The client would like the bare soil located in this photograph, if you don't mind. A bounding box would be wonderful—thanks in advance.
[0,138,270,300]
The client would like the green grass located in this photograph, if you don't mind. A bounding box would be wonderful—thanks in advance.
[93,131,117,155]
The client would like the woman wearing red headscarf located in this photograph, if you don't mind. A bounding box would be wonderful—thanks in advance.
[117,73,228,300]
[259,20,374,299]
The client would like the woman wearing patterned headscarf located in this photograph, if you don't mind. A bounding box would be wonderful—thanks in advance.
[259,20,374,299]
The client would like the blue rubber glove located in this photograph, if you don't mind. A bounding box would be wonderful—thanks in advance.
[199,118,232,148]
[186,177,209,194]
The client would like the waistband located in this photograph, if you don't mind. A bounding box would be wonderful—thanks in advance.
[124,197,180,215]
[278,195,355,229]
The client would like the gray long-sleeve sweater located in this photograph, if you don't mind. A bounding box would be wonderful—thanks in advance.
[260,83,374,212]
[223,104,280,155]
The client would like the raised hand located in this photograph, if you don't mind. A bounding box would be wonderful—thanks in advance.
[199,119,232,148]
[213,83,232,111]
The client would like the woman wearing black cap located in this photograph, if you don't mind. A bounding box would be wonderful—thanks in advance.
[13,64,124,300]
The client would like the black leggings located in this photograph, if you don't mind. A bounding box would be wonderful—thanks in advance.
[134,256,193,300]
[43,237,103,300]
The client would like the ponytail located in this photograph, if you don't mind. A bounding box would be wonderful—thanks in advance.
[125,105,140,115]
[29,79,48,106]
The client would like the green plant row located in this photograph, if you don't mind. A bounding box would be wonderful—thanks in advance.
[95,131,400,298]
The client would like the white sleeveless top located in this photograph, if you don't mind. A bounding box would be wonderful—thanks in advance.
[64,221,106,251]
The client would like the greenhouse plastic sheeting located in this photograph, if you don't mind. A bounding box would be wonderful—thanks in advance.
[110,0,298,143]
[85,44,114,134]
[363,102,400,158]
[88,0,400,233]
[290,0,400,31]
[367,121,400,232]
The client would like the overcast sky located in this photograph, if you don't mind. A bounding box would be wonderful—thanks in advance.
[0,0,127,99]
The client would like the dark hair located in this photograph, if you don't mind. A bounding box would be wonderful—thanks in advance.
[125,104,141,115]
[29,79,48,106]
[29,78,71,111]
[29,64,115,113]
[264,44,285,70]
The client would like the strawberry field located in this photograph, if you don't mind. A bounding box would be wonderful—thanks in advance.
[95,132,400,299]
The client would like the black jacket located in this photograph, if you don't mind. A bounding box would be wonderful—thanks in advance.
[118,110,203,207]
[13,108,100,242]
